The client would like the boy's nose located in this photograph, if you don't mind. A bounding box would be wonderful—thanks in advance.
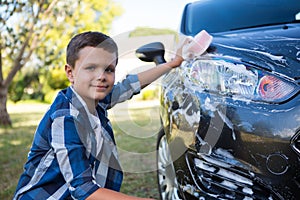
[97,70,106,81]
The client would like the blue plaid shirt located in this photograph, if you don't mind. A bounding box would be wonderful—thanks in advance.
[14,75,140,200]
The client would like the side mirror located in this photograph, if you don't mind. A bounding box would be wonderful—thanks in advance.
[135,42,166,65]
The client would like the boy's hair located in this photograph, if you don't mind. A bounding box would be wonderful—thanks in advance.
[66,31,118,67]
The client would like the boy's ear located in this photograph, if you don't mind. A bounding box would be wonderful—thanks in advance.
[65,64,74,84]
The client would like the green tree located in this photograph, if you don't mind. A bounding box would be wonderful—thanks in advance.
[8,68,41,103]
[0,0,122,126]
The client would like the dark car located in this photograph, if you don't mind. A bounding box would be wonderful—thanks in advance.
[136,0,300,199]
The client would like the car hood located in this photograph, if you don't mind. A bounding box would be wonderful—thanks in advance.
[211,23,300,79]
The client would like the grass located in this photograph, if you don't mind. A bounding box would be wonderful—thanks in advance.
[0,101,160,199]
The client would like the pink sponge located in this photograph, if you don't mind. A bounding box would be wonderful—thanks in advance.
[183,30,213,60]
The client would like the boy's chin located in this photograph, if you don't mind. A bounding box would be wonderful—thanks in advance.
[94,93,109,101]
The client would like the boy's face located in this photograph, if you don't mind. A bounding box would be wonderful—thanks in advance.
[66,46,117,106]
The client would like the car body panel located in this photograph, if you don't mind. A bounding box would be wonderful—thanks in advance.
[160,64,300,198]
[136,0,300,199]
[212,24,300,78]
[160,1,300,199]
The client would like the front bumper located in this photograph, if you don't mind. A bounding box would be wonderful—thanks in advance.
[172,97,300,199]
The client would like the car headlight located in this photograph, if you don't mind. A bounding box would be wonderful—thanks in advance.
[183,58,299,103]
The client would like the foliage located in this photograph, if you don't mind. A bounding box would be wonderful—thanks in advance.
[141,88,159,100]
[46,66,69,90]
[0,0,123,100]
[0,0,123,125]
[8,69,42,102]
[129,26,177,37]
[43,88,60,104]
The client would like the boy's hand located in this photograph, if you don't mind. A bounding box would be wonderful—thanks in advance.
[137,37,191,89]
[168,37,191,68]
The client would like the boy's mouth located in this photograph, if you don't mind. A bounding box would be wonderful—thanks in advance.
[94,85,108,91]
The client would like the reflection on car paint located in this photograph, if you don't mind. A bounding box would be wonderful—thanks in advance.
[215,43,286,62]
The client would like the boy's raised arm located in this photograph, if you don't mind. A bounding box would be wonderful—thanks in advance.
[137,39,188,89]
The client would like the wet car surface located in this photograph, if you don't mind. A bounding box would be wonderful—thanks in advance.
[136,0,300,199]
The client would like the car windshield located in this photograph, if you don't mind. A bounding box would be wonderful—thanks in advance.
[181,0,300,36]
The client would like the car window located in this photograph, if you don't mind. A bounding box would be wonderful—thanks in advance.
[181,0,300,35]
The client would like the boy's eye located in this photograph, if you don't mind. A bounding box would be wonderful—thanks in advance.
[86,66,96,71]
[105,67,115,73]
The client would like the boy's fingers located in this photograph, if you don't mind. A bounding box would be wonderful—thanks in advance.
[175,36,193,58]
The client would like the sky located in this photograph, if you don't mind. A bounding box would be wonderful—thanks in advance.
[110,0,192,36]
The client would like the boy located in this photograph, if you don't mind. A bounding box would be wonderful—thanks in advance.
[14,31,186,200]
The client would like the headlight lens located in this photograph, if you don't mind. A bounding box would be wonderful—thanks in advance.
[183,59,298,103]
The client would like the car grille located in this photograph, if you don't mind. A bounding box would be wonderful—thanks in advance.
[186,152,282,200]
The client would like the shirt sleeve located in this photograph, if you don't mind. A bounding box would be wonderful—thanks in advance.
[50,115,100,200]
[101,74,141,109]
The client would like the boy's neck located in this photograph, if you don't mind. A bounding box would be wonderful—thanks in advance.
[88,101,98,116]
[83,99,98,116]
[70,86,98,116]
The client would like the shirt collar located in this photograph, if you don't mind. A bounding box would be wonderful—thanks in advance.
[70,86,100,130]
